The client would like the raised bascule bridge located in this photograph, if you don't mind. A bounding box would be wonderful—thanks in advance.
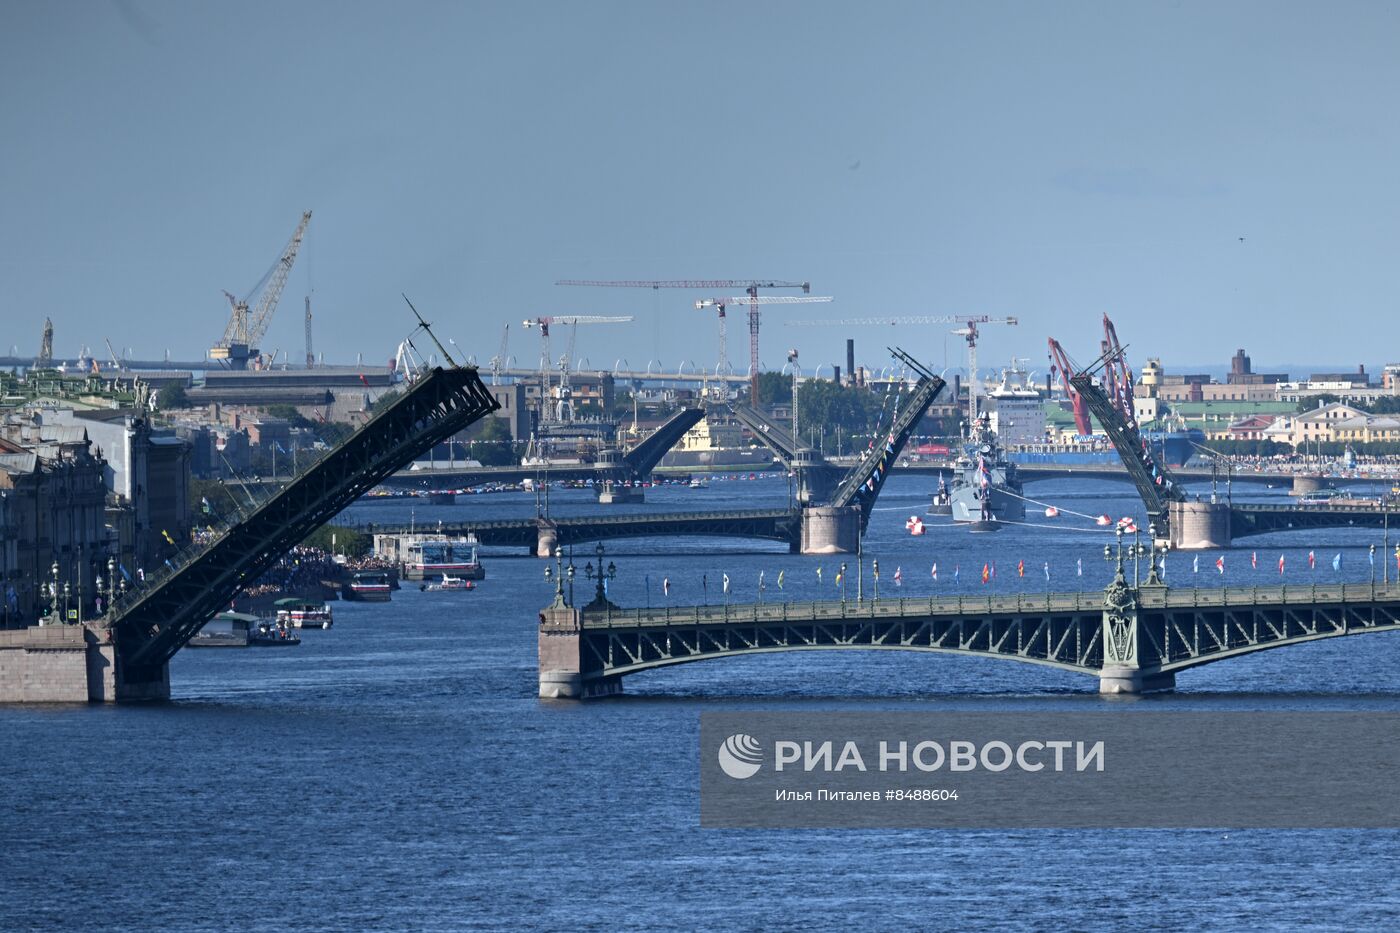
[0,364,501,702]
[372,347,947,556]
[1067,317,1397,550]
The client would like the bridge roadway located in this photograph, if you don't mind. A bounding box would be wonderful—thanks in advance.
[539,579,1400,698]
[365,507,801,555]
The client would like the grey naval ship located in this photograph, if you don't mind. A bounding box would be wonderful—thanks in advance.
[949,416,1025,530]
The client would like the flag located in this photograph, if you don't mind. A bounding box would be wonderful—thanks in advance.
[931,562,938,581]
[663,577,671,597]
[117,564,133,583]
[777,570,784,590]
[816,567,823,583]
[702,574,708,592]
[981,563,990,584]
[1309,551,1316,570]
[275,441,288,454]
[1278,555,1285,574]
[894,566,903,587]
[835,569,844,586]
[1017,560,1025,578]
[990,562,997,580]
[1215,556,1224,575]
[1193,555,1200,574]
[759,571,766,592]
[201,496,211,513]
[1332,554,1341,572]
[1251,551,1257,570]
[954,565,960,583]
[873,563,880,581]
[722,573,731,594]
[161,529,175,545]
[1369,549,1375,568]
[359,373,370,387]
[1043,562,1050,582]
[1076,558,1082,577]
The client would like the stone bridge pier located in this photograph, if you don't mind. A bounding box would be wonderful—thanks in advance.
[0,624,169,703]
[537,601,623,699]
[1168,500,1232,550]
[800,505,861,554]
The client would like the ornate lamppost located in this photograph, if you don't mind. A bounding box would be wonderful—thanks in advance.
[583,542,616,609]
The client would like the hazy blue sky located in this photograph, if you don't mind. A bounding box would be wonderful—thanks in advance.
[3,1,1398,378]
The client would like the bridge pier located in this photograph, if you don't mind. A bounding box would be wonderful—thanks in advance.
[0,623,169,703]
[1168,500,1232,550]
[1098,667,1176,695]
[1290,474,1324,497]
[596,484,644,504]
[538,601,623,699]
[800,505,861,555]
[536,524,558,558]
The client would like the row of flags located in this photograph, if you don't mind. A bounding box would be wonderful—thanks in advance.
[647,546,1400,599]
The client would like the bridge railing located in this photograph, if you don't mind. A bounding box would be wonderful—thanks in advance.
[581,590,1107,628]
[579,582,1400,629]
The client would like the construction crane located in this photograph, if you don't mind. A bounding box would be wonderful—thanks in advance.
[522,315,632,423]
[784,314,1018,425]
[1100,314,1136,427]
[556,279,812,401]
[695,295,832,377]
[210,210,312,370]
[1048,337,1091,437]
[304,295,314,369]
[103,337,124,371]
[488,324,512,385]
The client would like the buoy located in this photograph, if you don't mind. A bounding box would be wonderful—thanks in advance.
[1044,506,1060,518]
[1096,515,1112,526]
[905,516,926,536]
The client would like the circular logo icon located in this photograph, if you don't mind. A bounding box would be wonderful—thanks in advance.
[718,733,763,779]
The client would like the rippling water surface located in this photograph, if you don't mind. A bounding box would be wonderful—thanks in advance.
[4,476,1399,930]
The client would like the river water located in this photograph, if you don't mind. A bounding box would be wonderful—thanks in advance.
[4,475,1399,930]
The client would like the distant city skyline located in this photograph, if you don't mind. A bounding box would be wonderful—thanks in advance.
[3,2,1398,374]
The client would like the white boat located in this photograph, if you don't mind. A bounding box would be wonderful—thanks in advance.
[420,574,475,592]
[688,478,708,489]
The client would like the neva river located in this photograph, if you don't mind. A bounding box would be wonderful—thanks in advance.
[4,475,1400,930]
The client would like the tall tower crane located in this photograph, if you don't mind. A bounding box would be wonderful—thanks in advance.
[555,279,812,401]
[488,324,512,385]
[784,314,1018,424]
[210,210,312,370]
[304,295,315,369]
[695,295,832,378]
[522,315,632,423]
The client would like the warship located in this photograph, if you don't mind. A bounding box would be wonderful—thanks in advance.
[949,415,1025,530]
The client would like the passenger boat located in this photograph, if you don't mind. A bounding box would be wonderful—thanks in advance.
[273,597,334,629]
[420,574,475,592]
[342,571,393,602]
[401,538,484,581]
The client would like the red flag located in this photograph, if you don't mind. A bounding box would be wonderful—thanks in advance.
[1251,551,1257,570]
[981,563,990,584]
[1017,560,1025,578]
[359,373,370,388]
[1215,556,1224,575]
[1278,555,1285,574]
[1308,551,1316,569]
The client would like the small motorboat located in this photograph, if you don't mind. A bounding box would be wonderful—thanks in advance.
[688,478,708,489]
[420,574,475,592]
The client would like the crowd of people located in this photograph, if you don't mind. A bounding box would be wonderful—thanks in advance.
[237,546,396,599]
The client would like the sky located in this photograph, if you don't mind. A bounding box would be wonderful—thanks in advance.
[3,0,1398,380]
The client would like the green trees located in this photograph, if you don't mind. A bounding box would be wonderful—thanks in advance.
[155,383,188,410]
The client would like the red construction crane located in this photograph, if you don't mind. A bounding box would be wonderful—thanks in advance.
[1048,337,1092,437]
[1100,314,1136,427]
[556,279,812,401]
